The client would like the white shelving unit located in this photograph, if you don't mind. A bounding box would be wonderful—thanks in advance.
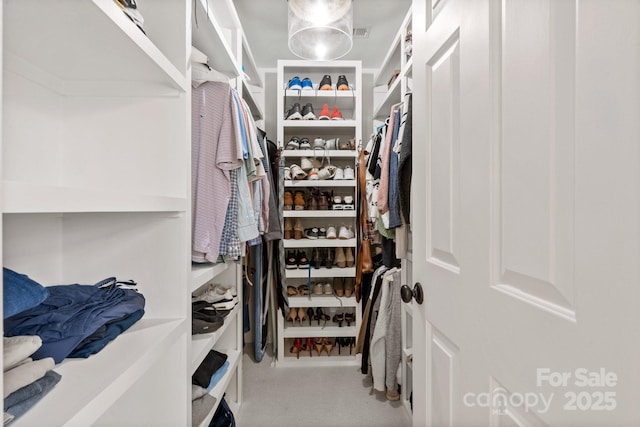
[2,1,190,426]
[189,263,243,425]
[372,7,414,416]
[189,0,265,423]
[373,9,413,123]
[276,60,362,367]
[1,0,262,425]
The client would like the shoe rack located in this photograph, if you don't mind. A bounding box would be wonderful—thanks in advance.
[276,60,362,367]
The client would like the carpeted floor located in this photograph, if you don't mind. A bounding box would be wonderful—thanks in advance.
[236,349,412,427]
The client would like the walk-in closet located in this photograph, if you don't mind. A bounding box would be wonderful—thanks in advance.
[2,0,639,426]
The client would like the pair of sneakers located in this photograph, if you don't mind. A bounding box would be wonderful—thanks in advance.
[333,165,355,180]
[318,103,343,120]
[287,76,313,90]
[286,136,312,150]
[286,102,316,120]
[318,74,350,91]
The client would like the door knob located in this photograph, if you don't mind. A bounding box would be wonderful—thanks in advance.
[401,282,424,304]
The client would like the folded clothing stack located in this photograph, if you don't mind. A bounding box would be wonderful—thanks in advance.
[4,268,146,364]
[3,336,61,425]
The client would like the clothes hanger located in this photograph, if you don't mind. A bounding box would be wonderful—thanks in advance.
[191,61,231,83]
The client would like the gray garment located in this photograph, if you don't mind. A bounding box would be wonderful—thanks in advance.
[5,369,60,408]
[385,269,403,393]
[5,370,61,424]
[3,358,54,398]
[192,394,216,427]
[3,336,41,372]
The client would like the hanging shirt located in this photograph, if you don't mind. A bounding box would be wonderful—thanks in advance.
[191,81,243,263]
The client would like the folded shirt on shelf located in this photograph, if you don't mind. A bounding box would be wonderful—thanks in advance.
[4,276,145,363]
[3,358,54,398]
[3,336,42,372]
[4,370,61,425]
[192,350,228,388]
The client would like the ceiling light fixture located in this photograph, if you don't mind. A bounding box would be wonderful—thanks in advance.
[288,0,353,61]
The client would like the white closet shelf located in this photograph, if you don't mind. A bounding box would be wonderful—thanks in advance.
[283,210,356,218]
[191,262,229,293]
[192,0,242,78]
[285,267,356,278]
[283,325,357,338]
[242,79,264,120]
[195,348,241,427]
[282,150,357,158]
[277,353,359,367]
[6,0,187,95]
[284,180,356,188]
[287,295,358,307]
[242,38,263,88]
[2,181,187,214]
[283,89,357,98]
[284,238,357,248]
[191,305,240,373]
[374,76,402,120]
[12,318,184,427]
[283,120,358,129]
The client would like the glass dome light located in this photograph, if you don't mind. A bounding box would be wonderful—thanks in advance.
[288,0,353,61]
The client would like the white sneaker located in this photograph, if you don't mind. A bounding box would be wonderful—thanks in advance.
[312,282,324,295]
[192,284,234,303]
[323,282,333,294]
[313,138,326,149]
[326,225,337,239]
[334,167,344,180]
[300,157,313,171]
[338,225,354,240]
[343,165,355,180]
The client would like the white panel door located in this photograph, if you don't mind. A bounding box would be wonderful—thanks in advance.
[410,0,640,425]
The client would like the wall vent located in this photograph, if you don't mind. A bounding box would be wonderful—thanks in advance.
[352,26,371,39]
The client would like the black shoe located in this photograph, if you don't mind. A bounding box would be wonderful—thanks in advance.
[312,248,322,269]
[324,248,333,269]
[337,75,349,90]
[286,102,302,120]
[302,103,316,120]
[286,250,298,269]
[319,74,332,90]
[297,250,309,268]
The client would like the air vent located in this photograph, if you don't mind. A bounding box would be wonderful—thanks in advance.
[352,26,370,39]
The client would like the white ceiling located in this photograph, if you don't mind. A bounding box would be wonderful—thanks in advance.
[234,0,412,70]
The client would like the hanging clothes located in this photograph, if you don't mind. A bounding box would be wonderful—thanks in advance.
[191,81,243,263]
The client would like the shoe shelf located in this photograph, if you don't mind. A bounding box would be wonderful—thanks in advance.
[284,180,357,188]
[286,295,358,308]
[283,238,357,248]
[277,59,361,368]
[190,305,240,373]
[190,262,230,293]
[282,150,358,158]
[285,267,356,278]
[283,119,358,129]
[283,324,357,338]
[283,210,356,218]
[284,89,356,98]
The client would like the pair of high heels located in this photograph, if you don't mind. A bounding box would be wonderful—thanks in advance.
[313,307,331,326]
[287,307,307,325]
[332,311,355,327]
[313,337,334,356]
[290,337,314,359]
[336,337,356,355]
